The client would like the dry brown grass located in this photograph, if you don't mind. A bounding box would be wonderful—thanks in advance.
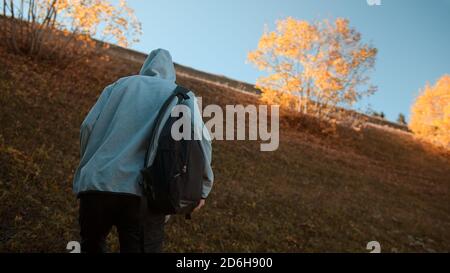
[0,46,449,252]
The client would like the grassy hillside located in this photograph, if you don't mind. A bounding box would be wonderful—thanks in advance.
[0,46,449,252]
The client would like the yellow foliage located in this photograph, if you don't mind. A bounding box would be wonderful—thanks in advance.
[22,0,141,48]
[61,0,141,48]
[248,17,377,119]
[410,75,450,149]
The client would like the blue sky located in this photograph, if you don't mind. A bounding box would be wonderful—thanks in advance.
[127,0,450,122]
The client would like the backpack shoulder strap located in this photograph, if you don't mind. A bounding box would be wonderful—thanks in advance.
[173,85,190,101]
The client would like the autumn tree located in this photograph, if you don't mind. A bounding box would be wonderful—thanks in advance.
[0,0,141,61]
[397,113,407,126]
[410,75,450,148]
[248,17,377,119]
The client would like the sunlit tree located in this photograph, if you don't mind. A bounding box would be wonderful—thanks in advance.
[0,0,141,60]
[410,75,450,148]
[248,17,377,119]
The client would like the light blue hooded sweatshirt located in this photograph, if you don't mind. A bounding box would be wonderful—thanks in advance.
[73,49,213,198]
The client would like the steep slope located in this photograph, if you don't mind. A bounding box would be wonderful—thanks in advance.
[0,47,449,252]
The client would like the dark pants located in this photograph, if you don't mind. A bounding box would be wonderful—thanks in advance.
[78,192,166,253]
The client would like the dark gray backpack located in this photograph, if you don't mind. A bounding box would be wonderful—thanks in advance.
[140,86,205,218]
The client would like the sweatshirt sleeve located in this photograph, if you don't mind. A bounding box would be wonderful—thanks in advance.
[79,83,115,158]
[200,132,214,199]
[187,93,214,199]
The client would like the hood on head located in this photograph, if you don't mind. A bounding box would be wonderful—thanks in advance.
[139,48,176,82]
